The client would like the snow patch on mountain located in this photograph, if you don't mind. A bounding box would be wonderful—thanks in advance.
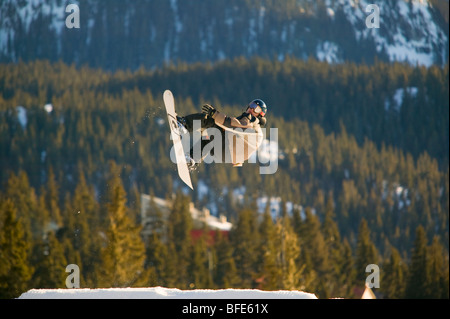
[316,41,342,63]
[16,106,27,129]
[384,87,419,112]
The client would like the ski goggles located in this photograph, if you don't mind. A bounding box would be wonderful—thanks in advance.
[247,101,265,116]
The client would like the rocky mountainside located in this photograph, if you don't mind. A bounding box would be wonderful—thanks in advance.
[0,0,448,69]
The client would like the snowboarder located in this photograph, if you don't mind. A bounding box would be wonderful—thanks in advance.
[177,99,268,170]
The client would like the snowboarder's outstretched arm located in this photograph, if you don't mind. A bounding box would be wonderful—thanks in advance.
[202,104,260,129]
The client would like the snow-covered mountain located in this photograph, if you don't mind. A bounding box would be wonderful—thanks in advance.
[0,0,448,69]
[325,0,448,66]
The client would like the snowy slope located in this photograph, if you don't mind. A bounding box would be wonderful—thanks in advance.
[0,0,447,68]
[327,0,448,67]
[19,287,317,299]
[0,0,67,57]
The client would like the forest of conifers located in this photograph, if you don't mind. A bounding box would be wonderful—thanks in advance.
[0,58,448,298]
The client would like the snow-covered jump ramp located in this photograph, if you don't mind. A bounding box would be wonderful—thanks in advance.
[19,287,317,299]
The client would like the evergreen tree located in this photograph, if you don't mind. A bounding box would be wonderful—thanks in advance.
[0,200,33,298]
[163,241,180,288]
[2,171,38,239]
[213,231,239,288]
[427,236,449,299]
[42,168,63,227]
[322,194,350,297]
[31,232,68,289]
[189,232,213,289]
[145,194,166,235]
[259,207,278,290]
[231,208,260,288]
[382,246,406,299]
[297,207,330,297]
[339,239,356,298]
[98,162,146,287]
[143,193,169,286]
[291,207,303,236]
[65,171,102,287]
[355,219,379,285]
[405,226,430,298]
[167,192,193,288]
[273,216,302,290]
[145,232,168,287]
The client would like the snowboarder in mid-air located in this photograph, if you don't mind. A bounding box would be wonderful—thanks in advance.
[177,99,268,170]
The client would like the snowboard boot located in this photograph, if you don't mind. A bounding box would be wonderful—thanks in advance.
[176,116,189,134]
[185,154,199,171]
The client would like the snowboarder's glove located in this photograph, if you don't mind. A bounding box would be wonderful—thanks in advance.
[202,104,217,117]
[258,116,267,127]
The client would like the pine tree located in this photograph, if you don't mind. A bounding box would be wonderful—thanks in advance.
[405,225,430,298]
[2,171,38,239]
[273,216,302,290]
[355,219,379,285]
[213,231,239,288]
[145,232,168,287]
[143,193,169,287]
[427,236,449,299]
[382,246,406,299]
[0,200,33,298]
[98,162,146,287]
[42,168,63,227]
[66,171,102,287]
[259,207,278,290]
[163,241,180,288]
[322,193,349,297]
[167,192,193,288]
[189,233,213,289]
[230,208,260,288]
[31,232,68,289]
[339,239,356,298]
[297,207,330,297]
[291,206,303,236]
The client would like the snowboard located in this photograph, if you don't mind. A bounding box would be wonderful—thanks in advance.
[163,90,193,190]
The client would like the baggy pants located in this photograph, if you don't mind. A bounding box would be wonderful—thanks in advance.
[183,113,226,163]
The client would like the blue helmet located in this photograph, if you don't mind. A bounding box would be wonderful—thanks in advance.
[248,99,267,117]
